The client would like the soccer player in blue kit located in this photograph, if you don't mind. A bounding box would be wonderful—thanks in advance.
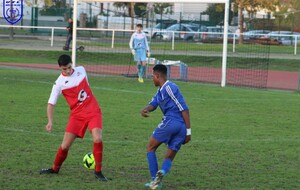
[129,23,150,83]
[140,64,191,189]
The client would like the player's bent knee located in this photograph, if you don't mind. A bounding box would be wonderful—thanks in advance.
[93,137,102,143]
[147,144,158,152]
[91,128,103,143]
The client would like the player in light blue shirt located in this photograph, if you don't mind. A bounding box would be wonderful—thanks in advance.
[129,24,150,83]
[140,64,191,189]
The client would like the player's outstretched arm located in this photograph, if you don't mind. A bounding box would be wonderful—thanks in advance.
[182,110,191,144]
[140,105,155,117]
[45,103,55,132]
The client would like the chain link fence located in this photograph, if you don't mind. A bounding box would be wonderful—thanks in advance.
[1,3,300,90]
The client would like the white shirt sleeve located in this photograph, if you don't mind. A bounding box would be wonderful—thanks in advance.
[48,82,62,105]
[144,33,150,52]
[129,33,134,50]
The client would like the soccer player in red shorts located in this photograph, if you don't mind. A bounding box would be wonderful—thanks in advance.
[40,54,109,181]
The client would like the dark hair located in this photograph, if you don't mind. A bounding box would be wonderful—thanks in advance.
[58,54,72,66]
[153,64,167,76]
[136,24,143,28]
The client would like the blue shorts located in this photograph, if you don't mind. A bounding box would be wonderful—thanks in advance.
[134,48,146,62]
[152,117,186,152]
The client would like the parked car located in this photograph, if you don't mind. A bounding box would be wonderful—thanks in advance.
[193,26,233,43]
[181,25,207,41]
[241,30,272,40]
[143,22,175,39]
[263,31,300,46]
[159,24,199,41]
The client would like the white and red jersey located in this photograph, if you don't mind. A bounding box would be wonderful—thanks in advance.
[48,66,100,116]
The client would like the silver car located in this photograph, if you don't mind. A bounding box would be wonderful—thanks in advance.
[264,31,300,46]
[193,26,233,43]
[241,30,271,40]
[160,24,199,41]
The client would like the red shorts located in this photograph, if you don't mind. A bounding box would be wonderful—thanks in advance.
[65,111,102,138]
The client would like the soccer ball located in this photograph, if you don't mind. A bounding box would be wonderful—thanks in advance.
[83,152,95,169]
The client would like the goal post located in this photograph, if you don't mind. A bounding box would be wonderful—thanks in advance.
[72,0,230,87]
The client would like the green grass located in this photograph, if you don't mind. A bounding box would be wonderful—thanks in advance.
[1,27,299,54]
[1,49,300,71]
[48,38,300,54]
[0,67,299,190]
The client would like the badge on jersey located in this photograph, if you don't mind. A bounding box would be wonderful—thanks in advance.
[3,0,23,25]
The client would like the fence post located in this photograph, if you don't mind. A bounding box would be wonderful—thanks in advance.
[233,33,236,53]
[172,32,175,50]
[298,68,300,91]
[294,36,297,55]
[111,30,115,48]
[51,28,54,47]
[31,5,38,33]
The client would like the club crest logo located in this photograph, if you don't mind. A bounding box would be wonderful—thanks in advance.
[3,0,23,24]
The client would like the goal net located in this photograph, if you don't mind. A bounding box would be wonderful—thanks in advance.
[70,0,270,88]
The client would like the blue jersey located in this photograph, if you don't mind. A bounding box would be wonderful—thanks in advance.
[129,31,150,51]
[149,80,188,122]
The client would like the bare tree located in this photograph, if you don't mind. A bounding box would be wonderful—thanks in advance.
[233,0,279,44]
[113,2,135,30]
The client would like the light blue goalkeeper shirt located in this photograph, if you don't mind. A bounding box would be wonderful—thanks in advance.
[129,31,150,51]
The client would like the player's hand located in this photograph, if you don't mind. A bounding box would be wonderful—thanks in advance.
[45,122,53,132]
[141,109,150,117]
[184,135,191,144]
[131,49,136,55]
[147,51,151,57]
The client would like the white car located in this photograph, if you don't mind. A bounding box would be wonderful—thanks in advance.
[143,23,175,39]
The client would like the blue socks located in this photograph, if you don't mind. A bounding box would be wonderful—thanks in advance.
[161,158,172,175]
[139,65,145,78]
[147,152,158,180]
[137,64,141,77]
[147,152,173,180]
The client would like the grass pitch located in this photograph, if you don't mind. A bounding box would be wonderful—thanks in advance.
[1,49,300,72]
[0,67,299,190]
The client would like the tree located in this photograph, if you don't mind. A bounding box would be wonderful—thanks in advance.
[232,0,279,44]
[152,3,173,29]
[232,0,256,43]
[134,3,147,17]
[203,3,229,26]
[43,0,53,8]
[153,3,173,15]
[130,2,135,30]
[272,0,300,28]
[113,2,136,30]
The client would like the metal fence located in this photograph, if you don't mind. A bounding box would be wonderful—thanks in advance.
[0,25,300,91]
[1,25,299,55]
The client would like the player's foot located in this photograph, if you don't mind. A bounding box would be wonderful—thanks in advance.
[39,168,59,174]
[138,77,144,83]
[94,171,110,181]
[150,170,165,189]
[145,180,162,189]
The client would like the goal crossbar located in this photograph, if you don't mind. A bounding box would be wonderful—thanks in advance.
[71,0,230,87]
